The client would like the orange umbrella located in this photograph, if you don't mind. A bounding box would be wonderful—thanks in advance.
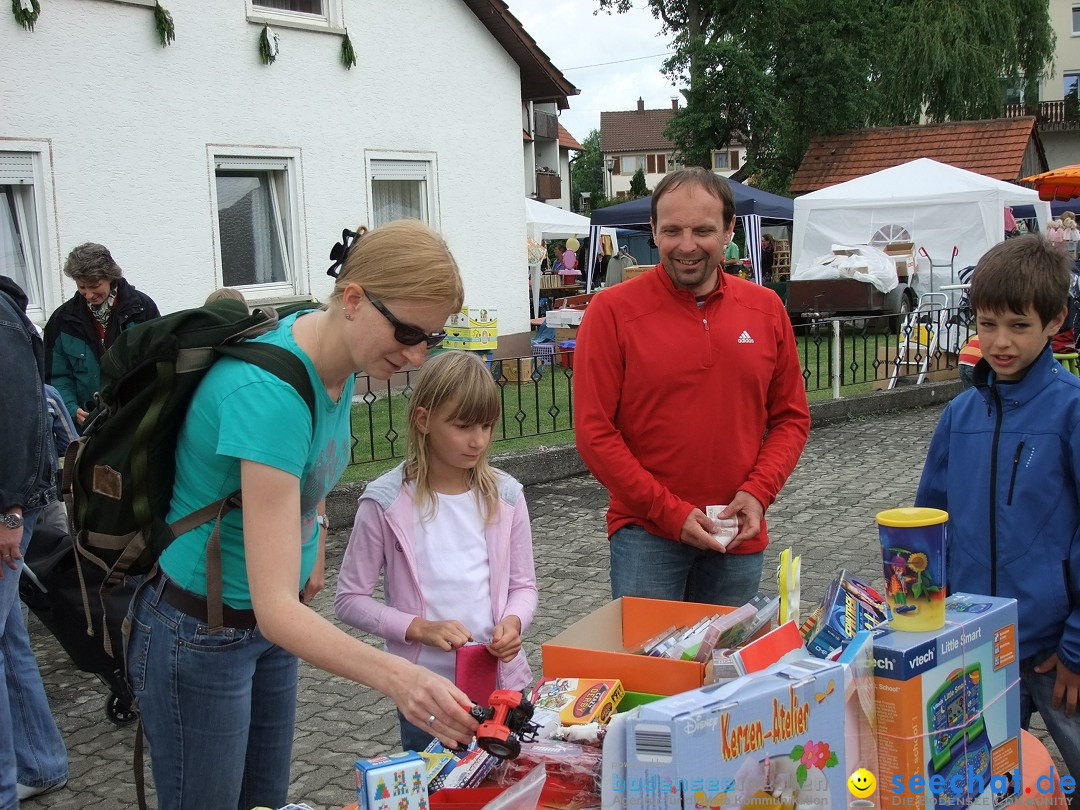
[1022,165,1080,201]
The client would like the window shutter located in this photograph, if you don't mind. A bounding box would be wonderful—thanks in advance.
[370,160,430,181]
[0,153,35,183]
[215,156,289,172]
[658,154,667,174]
[613,157,621,175]
[730,151,740,171]
[647,154,656,174]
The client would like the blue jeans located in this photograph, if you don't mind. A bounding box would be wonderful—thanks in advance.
[1020,650,1080,777]
[609,524,764,606]
[126,576,298,810]
[398,710,435,753]
[0,509,68,809]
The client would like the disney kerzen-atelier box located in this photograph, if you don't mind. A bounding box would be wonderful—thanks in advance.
[620,655,863,810]
[873,593,1021,810]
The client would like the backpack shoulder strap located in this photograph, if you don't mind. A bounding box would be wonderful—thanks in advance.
[216,342,317,426]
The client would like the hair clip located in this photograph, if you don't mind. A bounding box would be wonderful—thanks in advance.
[327,226,368,278]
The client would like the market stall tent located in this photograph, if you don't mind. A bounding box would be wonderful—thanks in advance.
[792,159,1050,286]
[524,198,618,310]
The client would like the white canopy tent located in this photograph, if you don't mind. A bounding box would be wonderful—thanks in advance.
[524,199,618,315]
[792,159,1051,288]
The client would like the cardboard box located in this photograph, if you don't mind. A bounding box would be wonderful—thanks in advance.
[355,751,428,810]
[873,593,1022,810]
[444,326,497,350]
[884,241,917,281]
[620,656,865,810]
[532,677,625,725]
[494,357,535,384]
[803,570,887,658]
[542,597,734,695]
[554,326,578,346]
[871,346,957,390]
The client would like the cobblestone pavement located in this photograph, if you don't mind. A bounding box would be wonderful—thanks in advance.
[21,402,1062,808]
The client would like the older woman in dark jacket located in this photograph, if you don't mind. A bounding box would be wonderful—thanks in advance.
[42,243,159,428]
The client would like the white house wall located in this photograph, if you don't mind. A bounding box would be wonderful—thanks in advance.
[1,0,530,335]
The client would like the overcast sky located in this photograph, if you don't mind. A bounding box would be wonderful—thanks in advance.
[505,0,681,144]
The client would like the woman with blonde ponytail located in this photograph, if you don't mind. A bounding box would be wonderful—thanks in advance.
[126,220,470,810]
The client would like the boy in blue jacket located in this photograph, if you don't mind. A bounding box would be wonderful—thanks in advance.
[917,234,1080,775]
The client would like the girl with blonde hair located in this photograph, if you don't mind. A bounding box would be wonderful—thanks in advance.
[126,219,471,810]
[336,350,538,751]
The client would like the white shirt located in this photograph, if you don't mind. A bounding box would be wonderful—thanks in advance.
[413,491,495,682]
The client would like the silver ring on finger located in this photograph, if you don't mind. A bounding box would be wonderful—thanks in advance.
[427,714,437,727]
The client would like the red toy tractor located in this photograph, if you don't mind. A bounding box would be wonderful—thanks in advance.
[470,689,540,760]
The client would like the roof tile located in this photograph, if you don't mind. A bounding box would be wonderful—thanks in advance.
[790,118,1038,194]
[558,123,583,151]
[601,106,677,153]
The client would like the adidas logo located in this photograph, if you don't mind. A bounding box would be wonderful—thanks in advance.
[737,330,755,344]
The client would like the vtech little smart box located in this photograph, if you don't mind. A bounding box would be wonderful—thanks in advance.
[872,593,1022,810]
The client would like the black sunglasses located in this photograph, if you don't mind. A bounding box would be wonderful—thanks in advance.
[327,227,367,278]
[370,299,446,349]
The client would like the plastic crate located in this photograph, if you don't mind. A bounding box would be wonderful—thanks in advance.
[531,341,555,367]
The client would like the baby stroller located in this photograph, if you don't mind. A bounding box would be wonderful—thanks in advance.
[18,523,139,725]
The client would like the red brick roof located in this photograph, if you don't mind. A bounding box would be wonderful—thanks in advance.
[790,118,1038,194]
[558,124,583,151]
[600,104,676,153]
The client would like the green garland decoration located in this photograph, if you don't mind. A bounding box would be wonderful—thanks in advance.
[340,28,356,70]
[259,24,278,65]
[12,0,41,31]
[153,2,175,48]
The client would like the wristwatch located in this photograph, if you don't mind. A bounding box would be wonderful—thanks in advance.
[317,514,330,531]
[0,512,24,530]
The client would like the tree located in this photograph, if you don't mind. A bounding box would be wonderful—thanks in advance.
[570,129,607,212]
[630,166,651,198]
[598,0,1056,193]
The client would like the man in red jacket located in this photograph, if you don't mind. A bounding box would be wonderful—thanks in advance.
[574,167,810,605]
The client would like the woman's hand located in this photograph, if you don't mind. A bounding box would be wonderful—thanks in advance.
[389,664,478,748]
[487,616,522,662]
[406,617,473,651]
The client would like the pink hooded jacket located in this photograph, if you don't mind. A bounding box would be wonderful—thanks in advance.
[335,464,538,690]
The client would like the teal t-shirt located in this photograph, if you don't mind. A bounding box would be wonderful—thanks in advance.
[159,311,355,608]
[725,241,741,261]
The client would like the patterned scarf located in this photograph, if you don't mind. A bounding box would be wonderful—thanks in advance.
[89,288,117,328]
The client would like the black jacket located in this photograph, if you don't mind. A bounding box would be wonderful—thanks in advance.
[0,276,56,513]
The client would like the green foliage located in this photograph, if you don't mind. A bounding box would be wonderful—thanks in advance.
[12,0,40,31]
[598,0,1056,193]
[570,129,607,212]
[154,2,175,48]
[259,24,278,66]
[341,29,357,70]
[630,166,651,197]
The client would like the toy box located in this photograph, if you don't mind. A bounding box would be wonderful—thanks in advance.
[872,593,1021,809]
[531,677,625,725]
[446,307,497,330]
[355,751,429,810]
[804,570,887,658]
[444,327,497,350]
[542,597,736,695]
[619,655,869,810]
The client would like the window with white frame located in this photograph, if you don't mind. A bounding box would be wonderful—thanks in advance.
[712,150,729,170]
[368,157,437,227]
[1066,72,1080,97]
[619,155,644,175]
[0,153,45,320]
[246,0,340,31]
[213,155,297,291]
[1073,4,1080,35]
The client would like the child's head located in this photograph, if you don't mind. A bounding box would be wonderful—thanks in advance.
[204,287,247,306]
[968,235,1071,380]
[406,351,501,520]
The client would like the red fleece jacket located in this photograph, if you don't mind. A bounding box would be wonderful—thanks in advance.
[574,266,810,552]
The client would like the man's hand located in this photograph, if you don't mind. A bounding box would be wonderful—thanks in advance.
[0,524,22,579]
[1035,653,1080,716]
[717,491,764,551]
[487,616,522,662]
[679,509,727,551]
[75,408,89,426]
[406,618,473,651]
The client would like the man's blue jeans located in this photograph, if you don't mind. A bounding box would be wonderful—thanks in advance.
[609,524,764,606]
[127,575,298,810]
[1020,650,1080,777]
[0,508,68,810]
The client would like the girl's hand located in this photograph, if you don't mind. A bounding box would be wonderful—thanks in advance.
[406,617,473,651]
[389,663,478,748]
[487,616,522,662]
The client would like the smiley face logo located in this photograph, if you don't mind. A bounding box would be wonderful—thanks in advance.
[848,768,876,799]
